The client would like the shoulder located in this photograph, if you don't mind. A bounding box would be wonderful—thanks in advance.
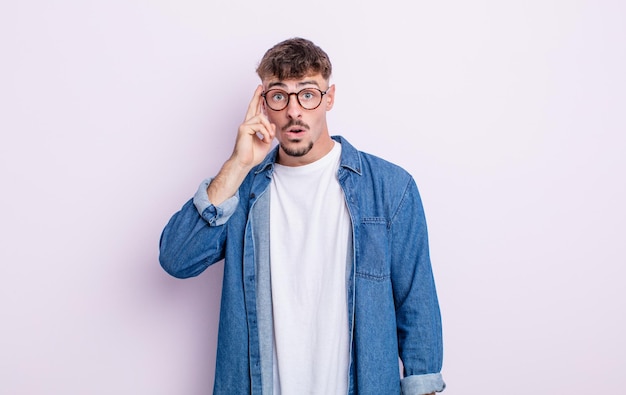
[335,135,412,183]
[359,150,411,178]
[356,150,415,197]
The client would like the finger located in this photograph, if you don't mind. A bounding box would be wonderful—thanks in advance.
[257,94,264,117]
[247,117,275,143]
[244,111,271,131]
[253,122,272,143]
[244,85,264,121]
[240,118,265,139]
[258,115,275,140]
[250,114,275,139]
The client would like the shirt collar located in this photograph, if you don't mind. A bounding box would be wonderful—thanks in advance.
[254,135,362,176]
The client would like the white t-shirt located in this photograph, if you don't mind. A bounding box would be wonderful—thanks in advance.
[269,142,351,395]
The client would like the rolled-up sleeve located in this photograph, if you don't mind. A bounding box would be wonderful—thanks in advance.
[159,178,239,278]
[193,178,239,226]
[401,372,446,394]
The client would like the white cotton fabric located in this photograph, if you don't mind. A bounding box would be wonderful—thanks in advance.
[269,142,351,395]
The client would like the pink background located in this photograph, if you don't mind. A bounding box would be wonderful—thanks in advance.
[1,0,625,393]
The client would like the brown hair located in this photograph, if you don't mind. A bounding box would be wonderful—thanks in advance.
[256,37,332,81]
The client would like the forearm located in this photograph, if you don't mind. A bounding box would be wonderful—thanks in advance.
[207,156,252,206]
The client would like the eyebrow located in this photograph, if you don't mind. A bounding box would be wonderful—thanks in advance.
[266,80,321,89]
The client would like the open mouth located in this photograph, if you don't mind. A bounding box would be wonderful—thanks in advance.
[282,121,308,135]
[287,128,305,134]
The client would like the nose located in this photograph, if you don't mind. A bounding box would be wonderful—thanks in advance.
[285,93,303,118]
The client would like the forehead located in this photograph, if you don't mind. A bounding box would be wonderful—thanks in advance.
[263,74,327,90]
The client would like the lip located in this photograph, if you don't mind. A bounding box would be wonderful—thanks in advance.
[283,128,306,136]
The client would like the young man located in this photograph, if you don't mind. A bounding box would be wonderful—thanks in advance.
[159,37,445,395]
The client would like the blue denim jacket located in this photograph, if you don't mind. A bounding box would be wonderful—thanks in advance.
[159,136,445,395]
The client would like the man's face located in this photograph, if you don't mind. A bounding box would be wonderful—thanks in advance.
[262,73,335,166]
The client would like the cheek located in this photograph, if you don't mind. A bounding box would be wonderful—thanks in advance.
[310,111,326,127]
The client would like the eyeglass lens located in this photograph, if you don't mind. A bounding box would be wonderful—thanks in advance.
[264,89,324,111]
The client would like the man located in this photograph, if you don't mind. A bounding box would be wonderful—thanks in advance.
[159,37,445,395]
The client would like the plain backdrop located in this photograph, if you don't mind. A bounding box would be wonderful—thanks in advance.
[1,0,625,394]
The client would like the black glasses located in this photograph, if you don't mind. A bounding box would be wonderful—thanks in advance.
[261,87,329,111]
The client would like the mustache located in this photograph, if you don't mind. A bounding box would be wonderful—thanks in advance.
[281,120,309,131]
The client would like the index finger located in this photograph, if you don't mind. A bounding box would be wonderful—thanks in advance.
[244,85,264,121]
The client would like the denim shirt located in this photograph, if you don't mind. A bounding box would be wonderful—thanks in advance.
[159,136,445,395]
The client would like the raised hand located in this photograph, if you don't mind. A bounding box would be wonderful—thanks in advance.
[231,85,276,168]
[207,86,276,206]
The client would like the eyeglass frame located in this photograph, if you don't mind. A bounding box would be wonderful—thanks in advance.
[261,87,330,111]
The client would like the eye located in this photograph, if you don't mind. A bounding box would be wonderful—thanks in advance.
[270,91,286,102]
[299,90,318,101]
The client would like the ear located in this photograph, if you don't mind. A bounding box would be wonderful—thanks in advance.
[325,84,336,111]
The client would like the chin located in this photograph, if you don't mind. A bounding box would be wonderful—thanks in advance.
[280,141,314,157]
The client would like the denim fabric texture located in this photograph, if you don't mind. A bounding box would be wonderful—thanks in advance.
[159,136,445,395]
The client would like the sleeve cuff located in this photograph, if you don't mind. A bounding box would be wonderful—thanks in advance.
[401,373,446,394]
[192,178,239,226]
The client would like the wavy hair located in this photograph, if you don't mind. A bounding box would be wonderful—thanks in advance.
[256,37,332,81]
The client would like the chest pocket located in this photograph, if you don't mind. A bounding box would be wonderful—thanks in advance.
[356,217,390,280]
